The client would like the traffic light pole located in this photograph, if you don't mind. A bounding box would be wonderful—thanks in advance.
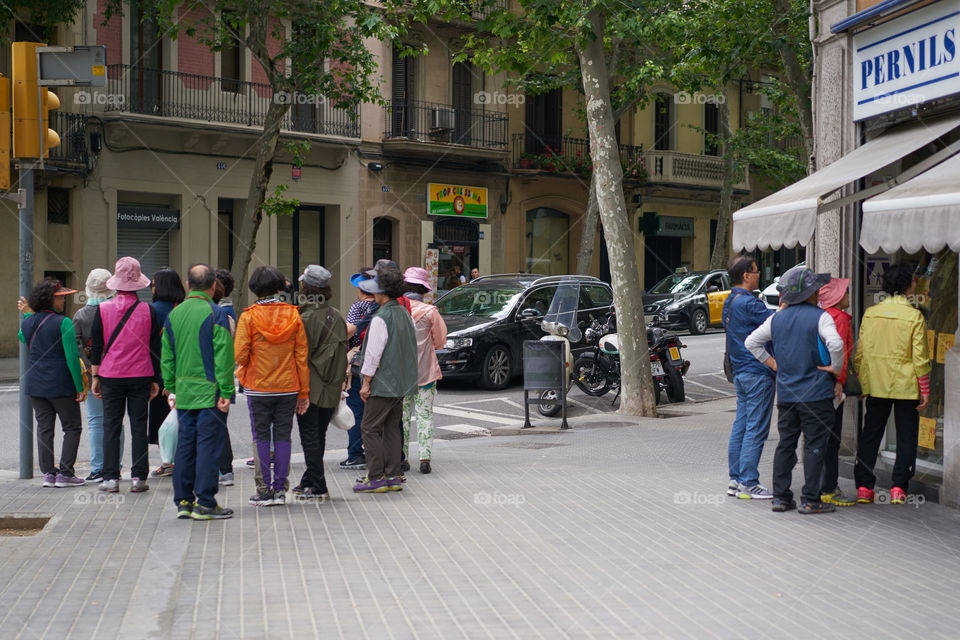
[19,162,33,479]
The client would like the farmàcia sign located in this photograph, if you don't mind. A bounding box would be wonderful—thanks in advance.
[853,0,960,121]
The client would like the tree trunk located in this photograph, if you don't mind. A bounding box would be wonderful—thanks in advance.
[576,8,657,417]
[710,88,735,270]
[771,0,814,164]
[574,169,600,275]
[229,96,290,307]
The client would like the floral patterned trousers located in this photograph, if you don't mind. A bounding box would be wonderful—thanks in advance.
[402,384,436,461]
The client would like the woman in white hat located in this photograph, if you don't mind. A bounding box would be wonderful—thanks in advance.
[401,267,447,474]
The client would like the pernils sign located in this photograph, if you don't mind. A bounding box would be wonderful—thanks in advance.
[853,0,960,121]
[427,183,488,218]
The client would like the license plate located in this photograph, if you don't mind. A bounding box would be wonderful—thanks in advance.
[650,361,665,376]
[668,346,681,362]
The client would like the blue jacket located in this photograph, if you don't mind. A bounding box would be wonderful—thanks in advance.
[723,287,774,379]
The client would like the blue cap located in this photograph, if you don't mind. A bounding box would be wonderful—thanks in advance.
[350,272,369,288]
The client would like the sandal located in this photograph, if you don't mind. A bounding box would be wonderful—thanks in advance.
[798,501,836,515]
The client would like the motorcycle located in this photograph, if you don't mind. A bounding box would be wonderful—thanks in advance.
[648,326,689,404]
[536,281,581,417]
[573,312,620,397]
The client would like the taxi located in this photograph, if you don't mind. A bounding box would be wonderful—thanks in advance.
[642,268,732,334]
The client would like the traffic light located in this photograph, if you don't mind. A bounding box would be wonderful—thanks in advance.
[0,75,9,190]
[640,211,660,235]
[12,42,60,159]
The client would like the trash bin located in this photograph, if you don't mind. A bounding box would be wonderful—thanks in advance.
[522,340,569,429]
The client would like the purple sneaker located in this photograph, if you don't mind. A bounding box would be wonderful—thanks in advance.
[384,477,404,492]
[54,474,86,488]
[353,476,389,493]
[42,473,57,488]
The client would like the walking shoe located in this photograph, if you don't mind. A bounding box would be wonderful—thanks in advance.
[176,500,194,519]
[771,498,797,512]
[798,501,836,515]
[294,487,321,500]
[291,485,306,496]
[400,460,411,472]
[54,474,85,488]
[245,458,255,467]
[736,483,773,500]
[271,491,286,506]
[385,476,404,492]
[42,473,57,488]
[339,457,366,470]
[726,480,739,496]
[151,464,174,478]
[99,479,119,493]
[85,471,104,483]
[857,487,875,503]
[420,460,431,474]
[890,487,907,504]
[130,478,150,493]
[821,488,857,507]
[219,472,234,486]
[191,503,234,520]
[353,476,389,493]
[249,490,274,506]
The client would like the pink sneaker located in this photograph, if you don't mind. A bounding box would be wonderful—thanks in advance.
[54,474,86,488]
[857,487,874,504]
[890,487,906,504]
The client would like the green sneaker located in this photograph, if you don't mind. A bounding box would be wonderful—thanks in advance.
[191,503,234,520]
[176,500,194,519]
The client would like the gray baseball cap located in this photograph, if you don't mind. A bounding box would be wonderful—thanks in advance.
[358,276,384,294]
[779,267,832,305]
[298,265,332,288]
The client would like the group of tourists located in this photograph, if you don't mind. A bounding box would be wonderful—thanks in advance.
[19,256,447,520]
[724,257,930,514]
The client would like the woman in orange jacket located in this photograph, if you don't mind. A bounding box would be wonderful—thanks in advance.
[235,266,309,507]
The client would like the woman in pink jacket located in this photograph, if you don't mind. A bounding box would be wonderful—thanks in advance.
[401,267,447,474]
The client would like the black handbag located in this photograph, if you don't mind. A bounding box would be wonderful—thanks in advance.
[843,361,862,396]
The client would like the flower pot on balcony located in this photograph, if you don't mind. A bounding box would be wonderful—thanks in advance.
[519,157,536,169]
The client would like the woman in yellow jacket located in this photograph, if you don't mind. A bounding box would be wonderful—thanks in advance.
[853,264,931,505]
[235,266,310,507]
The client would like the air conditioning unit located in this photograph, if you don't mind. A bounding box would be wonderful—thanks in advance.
[430,107,455,131]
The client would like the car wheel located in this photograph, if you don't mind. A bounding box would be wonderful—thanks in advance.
[537,389,563,417]
[689,308,708,335]
[479,345,512,390]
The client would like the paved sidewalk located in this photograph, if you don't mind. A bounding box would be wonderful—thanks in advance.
[2,399,960,639]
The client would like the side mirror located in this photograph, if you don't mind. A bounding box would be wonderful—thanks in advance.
[519,308,540,319]
[708,285,719,293]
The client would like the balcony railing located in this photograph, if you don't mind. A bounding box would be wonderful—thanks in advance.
[103,64,359,138]
[468,0,508,20]
[49,111,87,166]
[383,100,508,151]
[643,150,750,191]
[510,133,644,178]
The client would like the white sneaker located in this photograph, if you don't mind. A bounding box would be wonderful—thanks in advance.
[737,483,773,500]
[219,472,234,486]
[727,480,739,496]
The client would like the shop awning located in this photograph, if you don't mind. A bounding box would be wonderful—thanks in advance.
[732,115,960,251]
[861,152,960,254]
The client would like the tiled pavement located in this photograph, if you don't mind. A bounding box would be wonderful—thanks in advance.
[2,399,960,639]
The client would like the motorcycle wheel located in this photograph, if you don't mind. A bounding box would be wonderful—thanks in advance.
[537,389,563,417]
[664,361,686,403]
[573,357,611,397]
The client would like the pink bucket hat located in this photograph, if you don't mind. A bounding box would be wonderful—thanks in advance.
[106,256,152,291]
[403,266,432,291]
[818,277,850,309]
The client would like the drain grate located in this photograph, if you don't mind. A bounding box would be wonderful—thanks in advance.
[0,514,51,537]
[499,442,567,450]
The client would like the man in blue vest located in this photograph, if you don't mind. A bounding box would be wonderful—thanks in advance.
[745,267,844,514]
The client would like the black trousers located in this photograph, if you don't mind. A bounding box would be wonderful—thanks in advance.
[360,396,403,480]
[296,404,335,492]
[218,428,234,475]
[101,377,151,481]
[31,396,82,477]
[820,402,845,494]
[854,396,919,492]
[147,390,170,445]
[772,399,834,504]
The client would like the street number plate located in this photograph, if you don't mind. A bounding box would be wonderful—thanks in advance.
[669,347,681,362]
[650,361,665,376]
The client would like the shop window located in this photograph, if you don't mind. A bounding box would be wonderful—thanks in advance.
[47,188,70,225]
[525,208,569,276]
[373,217,393,262]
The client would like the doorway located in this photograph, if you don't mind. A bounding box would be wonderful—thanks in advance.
[277,206,325,285]
[432,218,478,293]
[373,217,394,262]
[129,0,163,115]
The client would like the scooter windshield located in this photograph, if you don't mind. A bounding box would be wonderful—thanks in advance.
[542,282,581,343]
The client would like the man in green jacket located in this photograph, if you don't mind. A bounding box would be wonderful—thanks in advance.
[161,264,236,520]
[294,265,348,500]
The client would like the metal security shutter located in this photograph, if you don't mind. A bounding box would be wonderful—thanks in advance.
[116,228,170,301]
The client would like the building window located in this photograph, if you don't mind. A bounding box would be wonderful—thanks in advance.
[391,43,416,137]
[373,217,393,262]
[47,188,70,225]
[526,208,569,275]
[220,12,242,93]
[654,94,673,151]
[524,88,562,154]
[277,206,325,285]
[704,102,719,156]
[217,198,235,269]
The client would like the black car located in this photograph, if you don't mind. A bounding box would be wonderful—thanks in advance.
[642,269,732,334]
[435,274,615,390]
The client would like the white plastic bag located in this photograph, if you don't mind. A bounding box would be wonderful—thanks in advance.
[330,392,355,431]
[158,395,179,464]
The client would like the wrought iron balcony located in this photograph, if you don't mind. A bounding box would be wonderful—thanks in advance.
[383,100,508,151]
[643,150,750,191]
[510,133,644,179]
[102,64,359,138]
[48,111,88,167]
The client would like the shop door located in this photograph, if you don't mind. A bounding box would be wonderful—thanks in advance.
[643,235,682,290]
[433,218,478,293]
[117,228,171,302]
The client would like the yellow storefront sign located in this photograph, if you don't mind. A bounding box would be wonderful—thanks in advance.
[428,183,487,218]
